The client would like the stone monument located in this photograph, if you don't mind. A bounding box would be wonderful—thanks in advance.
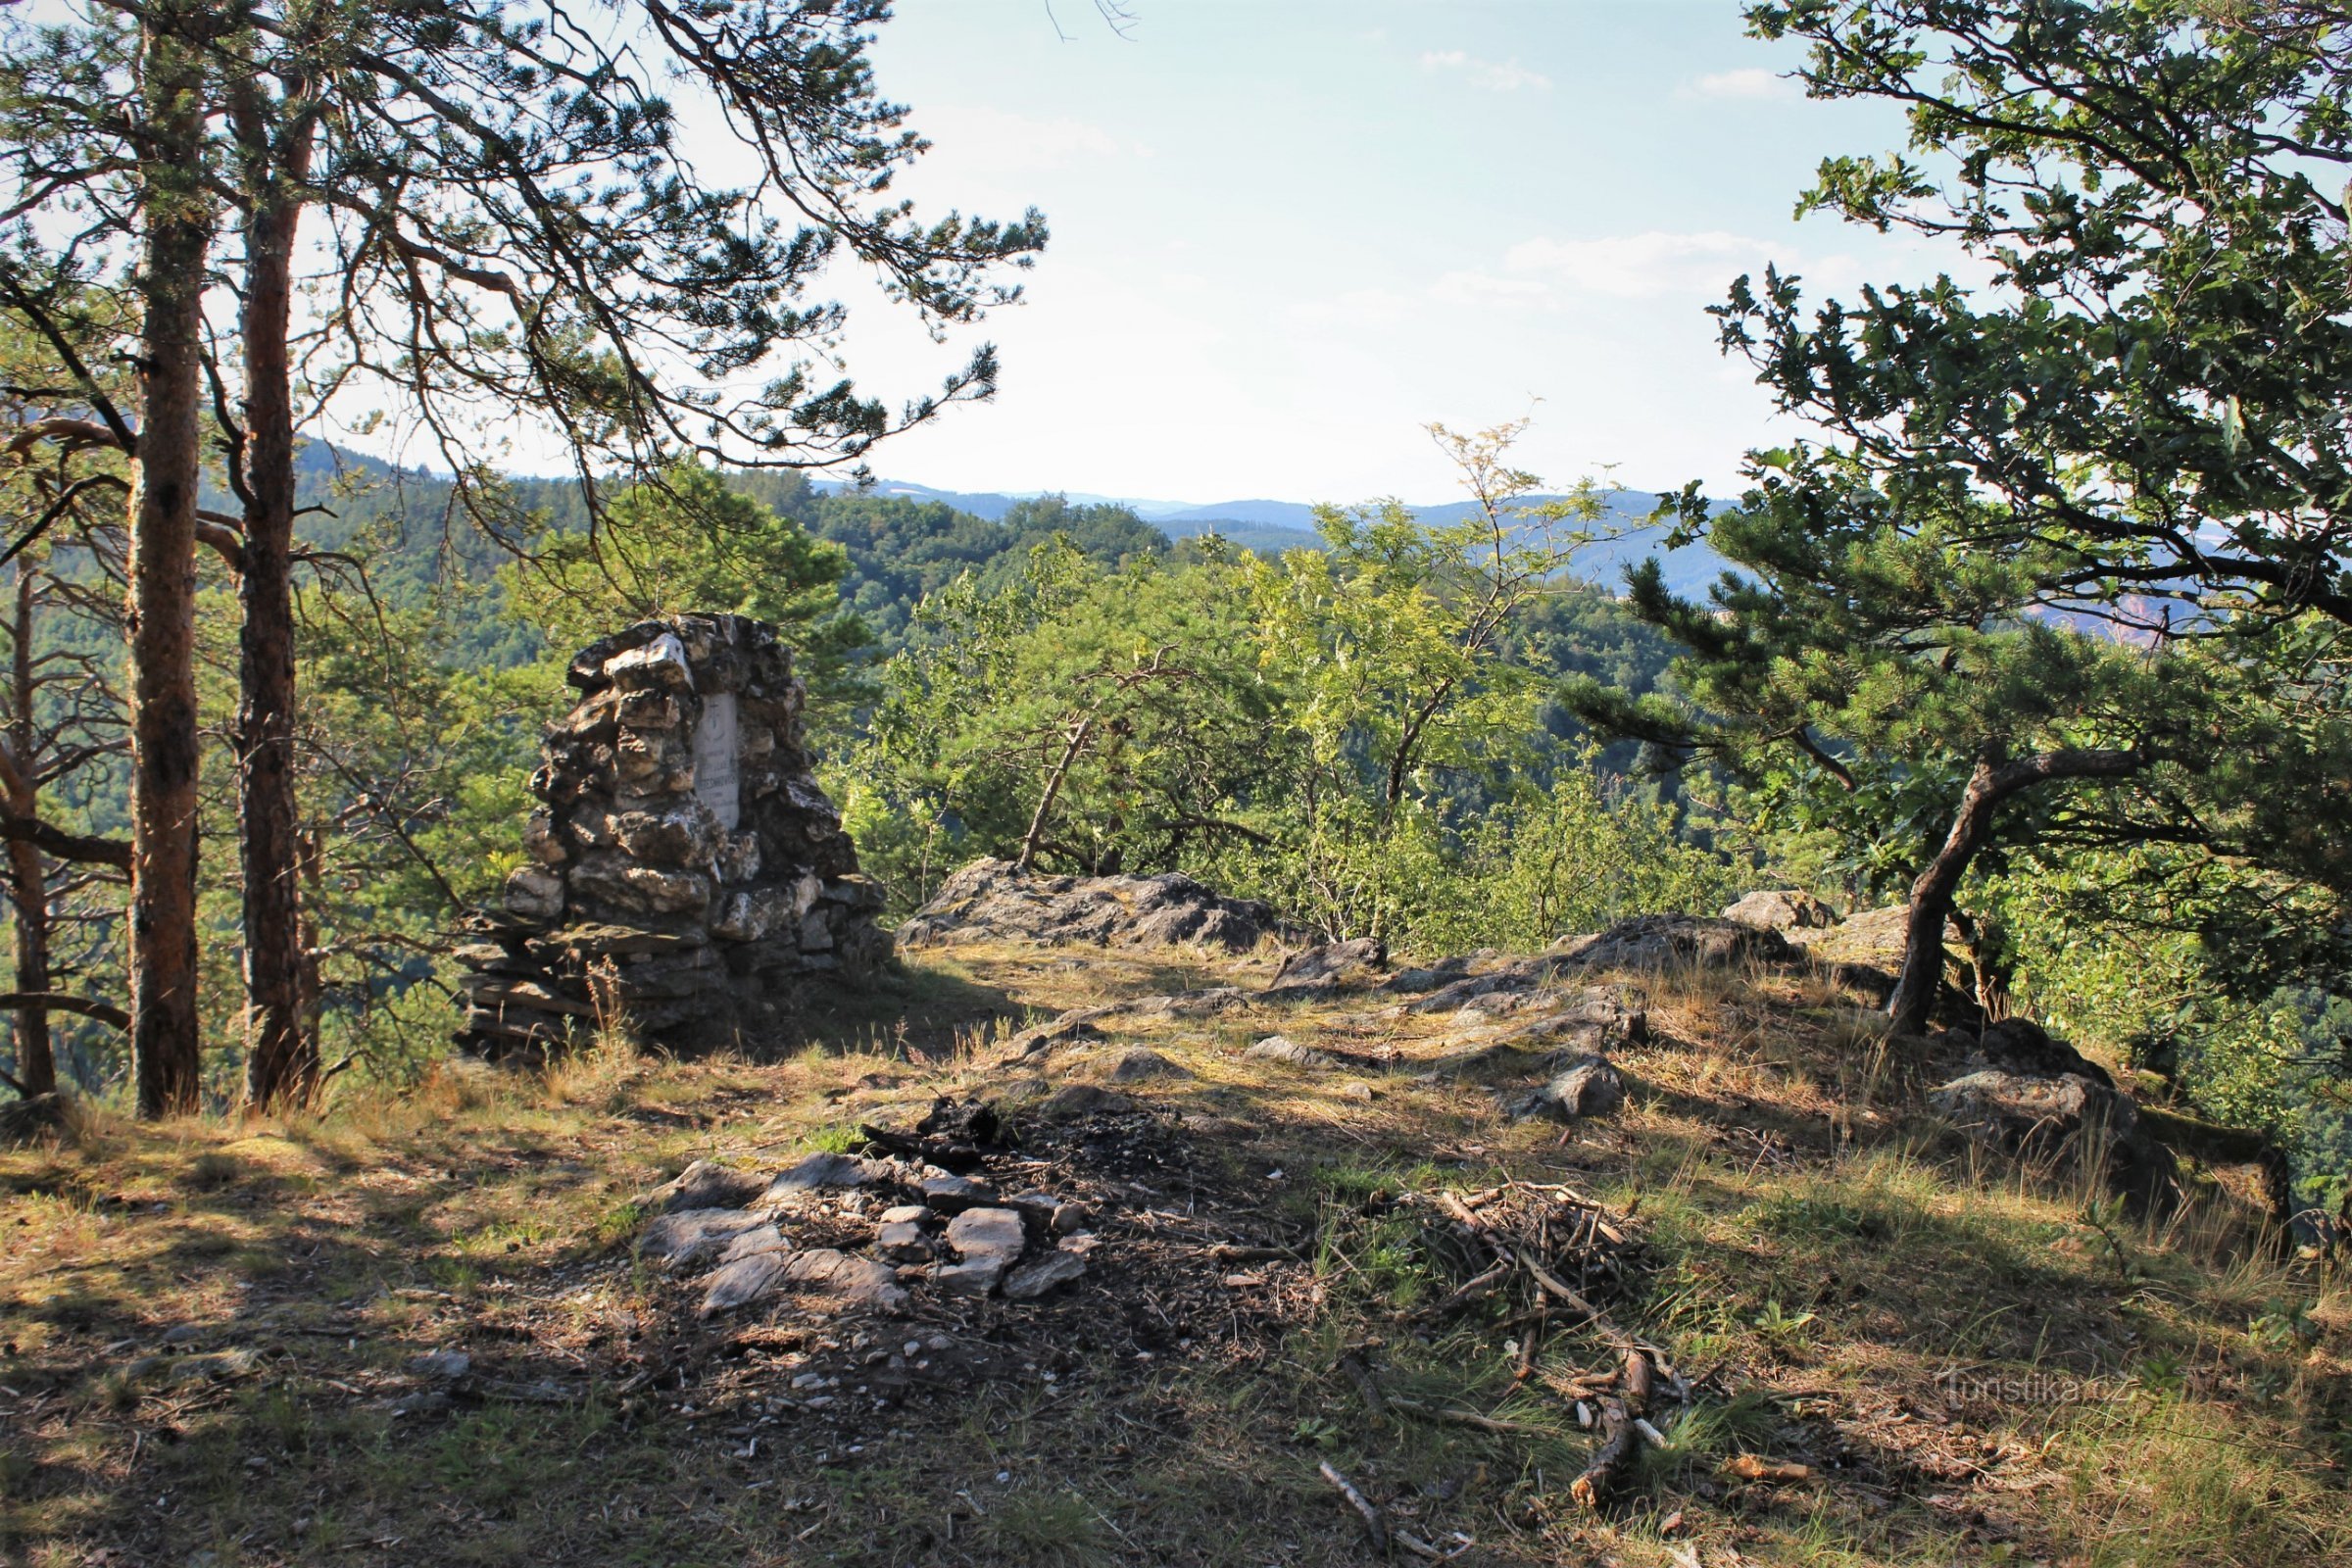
[453,613,888,1060]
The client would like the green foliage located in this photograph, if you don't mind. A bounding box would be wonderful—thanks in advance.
[295,581,563,1088]
[838,425,1729,951]
[1570,3,2352,1077]
[502,462,873,726]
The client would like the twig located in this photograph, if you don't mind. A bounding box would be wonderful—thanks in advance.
[1208,1244,1299,1264]
[1427,1257,1511,1315]
[1568,1347,1657,1509]
[1386,1396,1554,1437]
[1393,1527,1448,1559]
[1519,1255,1618,1336]
[1317,1459,1389,1554]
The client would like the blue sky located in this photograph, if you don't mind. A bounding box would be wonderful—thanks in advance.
[825,0,1982,508]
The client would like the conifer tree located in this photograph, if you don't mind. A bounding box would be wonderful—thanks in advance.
[1575,2,2352,1037]
[0,0,1044,1111]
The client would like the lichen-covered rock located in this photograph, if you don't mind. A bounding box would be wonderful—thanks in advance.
[1264,937,1388,1001]
[453,613,891,1061]
[895,858,1289,953]
[1930,1067,2180,1211]
[1247,1035,1339,1068]
[644,1158,769,1214]
[1552,914,1797,971]
[1721,890,1836,930]
[1510,1054,1627,1121]
[637,1207,772,1272]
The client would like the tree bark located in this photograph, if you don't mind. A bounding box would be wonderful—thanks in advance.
[235,117,319,1112]
[1887,744,2143,1037]
[6,566,51,1097]
[1016,715,1092,873]
[127,4,215,1118]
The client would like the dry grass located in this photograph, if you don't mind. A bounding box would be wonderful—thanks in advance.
[2,942,2345,1566]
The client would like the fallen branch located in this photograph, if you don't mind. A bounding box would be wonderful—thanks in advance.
[1317,1459,1389,1554]
[1571,1396,1639,1509]
[1387,1396,1554,1437]
[1393,1527,1449,1560]
[1427,1256,1511,1315]
[1569,1347,1654,1510]
[1721,1454,1811,1484]
[1208,1243,1299,1264]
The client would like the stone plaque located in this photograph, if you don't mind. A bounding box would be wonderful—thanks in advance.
[692,691,741,830]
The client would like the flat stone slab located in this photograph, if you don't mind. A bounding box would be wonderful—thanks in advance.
[1247,1035,1339,1069]
[875,1221,932,1262]
[920,1175,998,1212]
[946,1206,1027,1262]
[639,1207,771,1271]
[940,1206,1028,1296]
[1004,1249,1088,1300]
[1105,1048,1190,1083]
[778,1249,909,1314]
[646,1158,768,1214]
[719,1224,789,1263]
[700,1251,788,1316]
[765,1152,890,1198]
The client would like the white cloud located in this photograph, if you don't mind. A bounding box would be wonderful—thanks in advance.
[1681,67,1798,101]
[1419,49,1552,93]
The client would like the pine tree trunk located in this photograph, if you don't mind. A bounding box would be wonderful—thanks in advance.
[6,566,51,1097]
[237,179,315,1112]
[126,6,215,1119]
[1886,756,2004,1038]
[1886,745,2145,1038]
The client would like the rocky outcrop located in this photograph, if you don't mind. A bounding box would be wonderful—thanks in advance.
[1721,890,1836,930]
[1551,914,1797,970]
[453,614,888,1060]
[1263,937,1389,1001]
[1505,1054,1627,1122]
[1928,1019,2179,1211]
[895,858,1288,953]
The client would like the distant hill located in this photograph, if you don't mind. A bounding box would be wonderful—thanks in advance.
[852,480,1740,598]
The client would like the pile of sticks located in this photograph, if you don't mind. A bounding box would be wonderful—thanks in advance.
[1409,1180,1638,1337]
[1411,1182,1685,1508]
[1317,1180,1690,1543]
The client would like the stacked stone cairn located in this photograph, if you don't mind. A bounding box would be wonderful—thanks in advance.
[453,613,888,1060]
